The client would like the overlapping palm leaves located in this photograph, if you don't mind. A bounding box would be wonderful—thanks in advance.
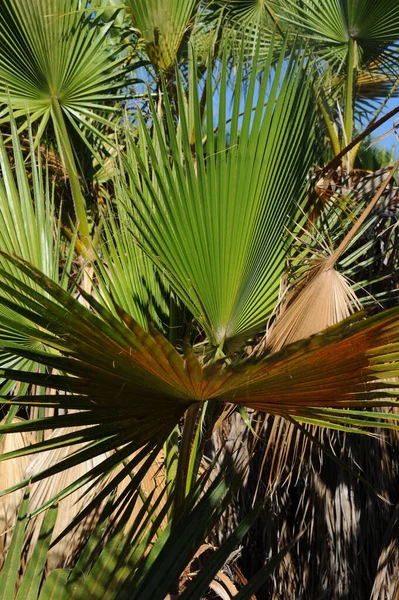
[1,252,399,502]
[276,0,399,157]
[0,43,399,510]
[92,177,170,331]
[0,114,74,392]
[205,0,399,165]
[0,468,291,600]
[199,0,281,62]
[0,19,399,595]
[276,0,399,74]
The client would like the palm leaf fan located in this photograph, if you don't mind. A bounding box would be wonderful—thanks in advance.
[0,0,129,246]
[0,0,127,139]
[277,0,399,75]
[120,38,316,346]
[0,254,398,461]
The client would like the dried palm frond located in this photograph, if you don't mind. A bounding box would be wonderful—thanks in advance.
[115,448,167,535]
[0,417,34,565]
[264,161,398,353]
[266,260,361,353]
[370,503,399,600]
[23,427,114,570]
[22,427,167,570]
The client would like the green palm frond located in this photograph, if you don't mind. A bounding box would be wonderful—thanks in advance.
[121,39,316,345]
[91,168,170,331]
[0,115,74,389]
[0,0,128,140]
[0,462,286,600]
[0,120,64,283]
[276,0,399,74]
[272,0,399,157]
[0,255,399,478]
[0,0,130,246]
[200,0,282,62]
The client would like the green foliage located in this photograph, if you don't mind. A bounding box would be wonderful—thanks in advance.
[122,39,316,344]
[0,489,57,600]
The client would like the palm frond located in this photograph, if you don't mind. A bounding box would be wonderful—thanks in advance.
[199,0,283,63]
[121,38,316,345]
[0,418,34,566]
[0,115,74,390]
[91,177,170,331]
[0,0,128,143]
[277,0,399,75]
[0,255,399,450]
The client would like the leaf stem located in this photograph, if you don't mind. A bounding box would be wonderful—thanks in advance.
[344,37,356,167]
[319,90,341,156]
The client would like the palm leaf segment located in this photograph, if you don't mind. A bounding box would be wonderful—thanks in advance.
[0,0,127,142]
[0,113,75,391]
[203,0,281,59]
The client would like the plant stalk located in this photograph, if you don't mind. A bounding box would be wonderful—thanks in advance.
[319,90,341,156]
[171,402,201,525]
[316,103,399,182]
[344,37,356,168]
[328,160,399,267]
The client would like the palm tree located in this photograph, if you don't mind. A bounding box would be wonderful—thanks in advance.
[0,2,399,598]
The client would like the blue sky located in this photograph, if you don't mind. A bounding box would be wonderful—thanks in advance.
[369,97,399,157]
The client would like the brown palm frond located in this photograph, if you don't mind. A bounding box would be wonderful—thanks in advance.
[0,418,34,566]
[265,261,361,353]
[23,427,115,570]
[21,428,167,570]
[370,502,399,600]
[115,448,167,536]
[261,161,398,354]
